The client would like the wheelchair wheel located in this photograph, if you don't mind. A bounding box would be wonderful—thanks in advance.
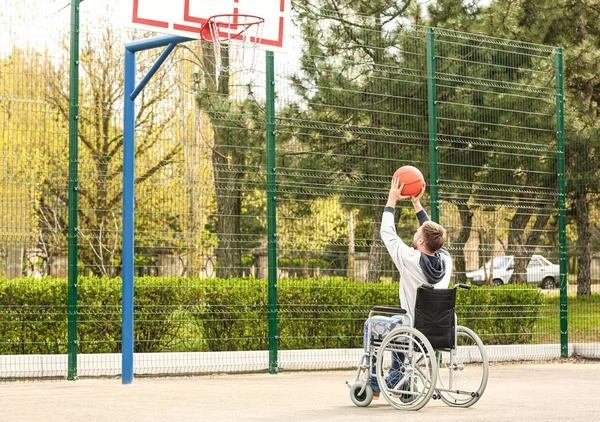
[375,326,437,411]
[349,380,374,407]
[435,326,489,408]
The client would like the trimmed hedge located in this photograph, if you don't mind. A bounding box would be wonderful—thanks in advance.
[0,276,544,354]
[456,284,545,345]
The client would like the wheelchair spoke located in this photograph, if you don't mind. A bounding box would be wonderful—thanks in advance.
[375,327,437,411]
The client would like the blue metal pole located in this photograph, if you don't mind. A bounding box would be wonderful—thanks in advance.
[122,47,136,385]
[121,34,193,385]
[125,35,193,53]
[130,42,178,101]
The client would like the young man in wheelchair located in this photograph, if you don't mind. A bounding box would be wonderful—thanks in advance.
[365,178,452,398]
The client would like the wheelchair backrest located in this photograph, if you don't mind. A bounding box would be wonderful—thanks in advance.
[413,286,456,350]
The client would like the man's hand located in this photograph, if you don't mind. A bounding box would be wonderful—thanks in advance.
[386,178,410,208]
[411,183,426,213]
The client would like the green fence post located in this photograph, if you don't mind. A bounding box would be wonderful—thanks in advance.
[555,47,568,358]
[426,27,439,223]
[67,0,81,380]
[266,50,278,374]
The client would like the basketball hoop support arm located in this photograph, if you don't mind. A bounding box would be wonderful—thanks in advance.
[122,34,193,385]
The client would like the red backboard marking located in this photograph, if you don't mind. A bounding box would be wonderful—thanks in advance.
[249,17,284,47]
[280,0,285,11]
[184,0,191,22]
[173,23,203,33]
[232,8,240,30]
[183,0,202,24]
[234,0,240,28]
[132,0,169,28]
[181,0,239,33]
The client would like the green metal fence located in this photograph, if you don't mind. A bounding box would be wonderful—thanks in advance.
[432,29,565,355]
[1,1,599,380]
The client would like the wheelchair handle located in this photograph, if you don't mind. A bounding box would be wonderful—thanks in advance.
[455,283,471,290]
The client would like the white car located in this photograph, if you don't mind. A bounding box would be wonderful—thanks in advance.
[466,255,560,289]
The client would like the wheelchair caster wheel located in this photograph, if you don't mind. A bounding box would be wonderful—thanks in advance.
[350,381,374,407]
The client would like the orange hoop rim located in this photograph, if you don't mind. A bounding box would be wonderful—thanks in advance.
[200,14,265,42]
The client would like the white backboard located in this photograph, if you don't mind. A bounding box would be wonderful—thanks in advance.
[126,0,291,52]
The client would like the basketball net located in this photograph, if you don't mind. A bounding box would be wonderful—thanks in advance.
[201,14,265,84]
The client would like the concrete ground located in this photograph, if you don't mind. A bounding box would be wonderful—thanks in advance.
[2,361,599,422]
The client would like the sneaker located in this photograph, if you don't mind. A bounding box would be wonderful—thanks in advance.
[372,391,380,400]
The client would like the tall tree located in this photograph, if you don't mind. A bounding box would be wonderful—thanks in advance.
[0,47,58,277]
[291,0,424,281]
[190,42,267,278]
[427,0,566,285]
[469,0,600,294]
[40,25,189,276]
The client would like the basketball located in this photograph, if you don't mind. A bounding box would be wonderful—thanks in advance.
[393,166,425,197]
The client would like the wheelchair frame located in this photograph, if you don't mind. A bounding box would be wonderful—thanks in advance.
[348,284,489,411]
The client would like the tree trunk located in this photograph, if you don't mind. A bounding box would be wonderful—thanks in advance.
[183,117,200,277]
[575,185,592,297]
[367,219,385,282]
[347,209,355,280]
[507,203,532,284]
[200,43,244,278]
[524,203,553,252]
[212,128,243,278]
[454,202,473,284]
[509,198,553,285]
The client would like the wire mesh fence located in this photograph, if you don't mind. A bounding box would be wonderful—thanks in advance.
[0,2,72,378]
[565,129,600,354]
[0,1,599,380]
[433,29,562,352]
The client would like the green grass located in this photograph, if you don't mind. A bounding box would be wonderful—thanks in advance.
[531,293,600,344]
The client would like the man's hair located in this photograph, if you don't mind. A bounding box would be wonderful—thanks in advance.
[421,221,446,253]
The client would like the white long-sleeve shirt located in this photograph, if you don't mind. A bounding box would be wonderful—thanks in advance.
[380,208,452,319]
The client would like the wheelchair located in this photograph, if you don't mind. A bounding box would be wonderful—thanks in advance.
[347,284,489,411]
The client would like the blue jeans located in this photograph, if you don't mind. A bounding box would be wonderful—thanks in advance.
[364,315,405,393]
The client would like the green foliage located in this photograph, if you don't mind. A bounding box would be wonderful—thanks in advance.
[0,276,550,355]
[457,284,545,345]
[0,277,67,354]
[194,278,268,351]
[278,278,399,349]
[427,0,600,294]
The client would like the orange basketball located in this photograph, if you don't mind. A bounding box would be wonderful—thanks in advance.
[393,166,425,197]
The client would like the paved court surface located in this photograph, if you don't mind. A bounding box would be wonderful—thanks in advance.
[2,361,599,421]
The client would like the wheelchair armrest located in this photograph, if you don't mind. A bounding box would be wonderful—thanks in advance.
[370,306,407,315]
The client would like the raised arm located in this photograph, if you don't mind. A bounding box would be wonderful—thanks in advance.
[410,185,430,226]
[380,206,408,267]
[380,178,415,267]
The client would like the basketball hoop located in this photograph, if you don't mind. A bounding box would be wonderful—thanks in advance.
[200,14,265,78]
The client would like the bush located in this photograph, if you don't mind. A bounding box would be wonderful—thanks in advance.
[278,278,398,350]
[457,284,545,345]
[0,277,67,354]
[194,277,269,352]
[0,276,545,354]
